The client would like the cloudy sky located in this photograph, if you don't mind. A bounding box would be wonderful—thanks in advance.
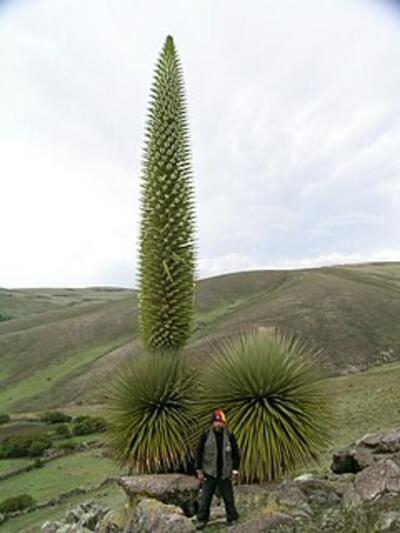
[1,0,400,288]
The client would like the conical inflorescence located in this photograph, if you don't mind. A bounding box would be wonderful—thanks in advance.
[138,35,196,352]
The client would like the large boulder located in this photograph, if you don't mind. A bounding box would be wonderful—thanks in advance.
[130,498,195,532]
[353,455,400,502]
[118,474,200,516]
[331,428,400,474]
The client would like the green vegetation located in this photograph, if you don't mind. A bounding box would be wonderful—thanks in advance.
[0,483,127,533]
[0,414,10,424]
[72,416,107,436]
[0,449,119,502]
[199,330,332,482]
[103,353,198,473]
[40,411,72,424]
[0,433,52,459]
[1,263,399,414]
[138,35,195,352]
[0,493,35,513]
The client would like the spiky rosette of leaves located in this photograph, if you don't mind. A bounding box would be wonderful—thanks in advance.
[138,35,196,352]
[102,353,199,473]
[198,329,333,483]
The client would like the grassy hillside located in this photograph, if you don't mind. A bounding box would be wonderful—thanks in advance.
[0,262,399,413]
[1,359,400,532]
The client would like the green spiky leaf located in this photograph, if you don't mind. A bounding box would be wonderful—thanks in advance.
[103,353,199,473]
[138,35,196,352]
[198,329,333,482]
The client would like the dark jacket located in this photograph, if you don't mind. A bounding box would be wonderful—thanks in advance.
[196,427,240,479]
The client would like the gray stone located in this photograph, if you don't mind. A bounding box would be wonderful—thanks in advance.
[118,474,200,516]
[354,457,400,502]
[319,508,346,531]
[375,511,400,531]
[357,428,400,454]
[295,479,341,507]
[330,448,359,474]
[41,521,64,532]
[342,486,363,508]
[130,498,195,532]
[268,481,312,517]
[232,512,294,532]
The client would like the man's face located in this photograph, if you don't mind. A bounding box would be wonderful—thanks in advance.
[213,420,224,432]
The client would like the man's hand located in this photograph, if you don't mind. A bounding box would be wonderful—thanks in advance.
[231,469,239,481]
[196,469,204,481]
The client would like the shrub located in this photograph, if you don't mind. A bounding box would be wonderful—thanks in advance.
[72,416,108,436]
[103,353,199,473]
[40,411,72,424]
[54,423,71,438]
[0,413,10,424]
[27,435,52,457]
[0,434,52,459]
[198,329,333,482]
[32,457,44,468]
[74,415,88,423]
[0,494,35,513]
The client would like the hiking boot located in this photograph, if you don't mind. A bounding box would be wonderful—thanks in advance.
[196,521,207,530]
[227,518,239,527]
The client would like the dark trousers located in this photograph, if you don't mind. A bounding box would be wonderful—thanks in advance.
[197,475,239,523]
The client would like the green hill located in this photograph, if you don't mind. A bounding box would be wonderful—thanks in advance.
[1,262,399,414]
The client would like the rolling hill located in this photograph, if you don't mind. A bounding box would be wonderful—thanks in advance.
[1,262,399,414]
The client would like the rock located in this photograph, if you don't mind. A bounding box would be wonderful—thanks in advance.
[342,486,363,508]
[118,474,200,516]
[95,503,133,533]
[295,479,341,507]
[267,481,312,517]
[357,428,400,453]
[319,508,346,531]
[375,511,400,531]
[41,521,64,532]
[130,498,195,532]
[332,428,400,475]
[330,448,359,474]
[353,456,400,502]
[232,512,294,532]
[294,473,314,481]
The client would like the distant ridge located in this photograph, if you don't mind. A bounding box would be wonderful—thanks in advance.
[1,262,399,413]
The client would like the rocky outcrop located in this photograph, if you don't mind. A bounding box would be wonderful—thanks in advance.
[41,500,108,532]
[33,427,400,533]
[331,428,400,474]
[118,474,200,516]
[129,498,195,532]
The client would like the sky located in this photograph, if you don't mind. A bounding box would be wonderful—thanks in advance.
[1,0,400,288]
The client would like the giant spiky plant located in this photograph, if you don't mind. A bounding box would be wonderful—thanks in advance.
[138,35,196,352]
[197,329,333,483]
[103,353,199,473]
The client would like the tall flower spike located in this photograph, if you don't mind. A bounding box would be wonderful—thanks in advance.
[138,35,196,352]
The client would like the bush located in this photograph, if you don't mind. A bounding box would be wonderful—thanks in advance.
[54,423,71,438]
[40,411,72,424]
[103,353,199,473]
[0,494,35,513]
[32,457,44,468]
[0,413,10,424]
[72,416,108,436]
[198,329,333,483]
[27,435,52,457]
[74,415,88,423]
[0,434,52,459]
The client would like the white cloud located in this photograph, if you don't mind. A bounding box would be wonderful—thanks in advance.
[1,0,400,287]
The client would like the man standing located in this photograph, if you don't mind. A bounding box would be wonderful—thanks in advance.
[195,408,240,529]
